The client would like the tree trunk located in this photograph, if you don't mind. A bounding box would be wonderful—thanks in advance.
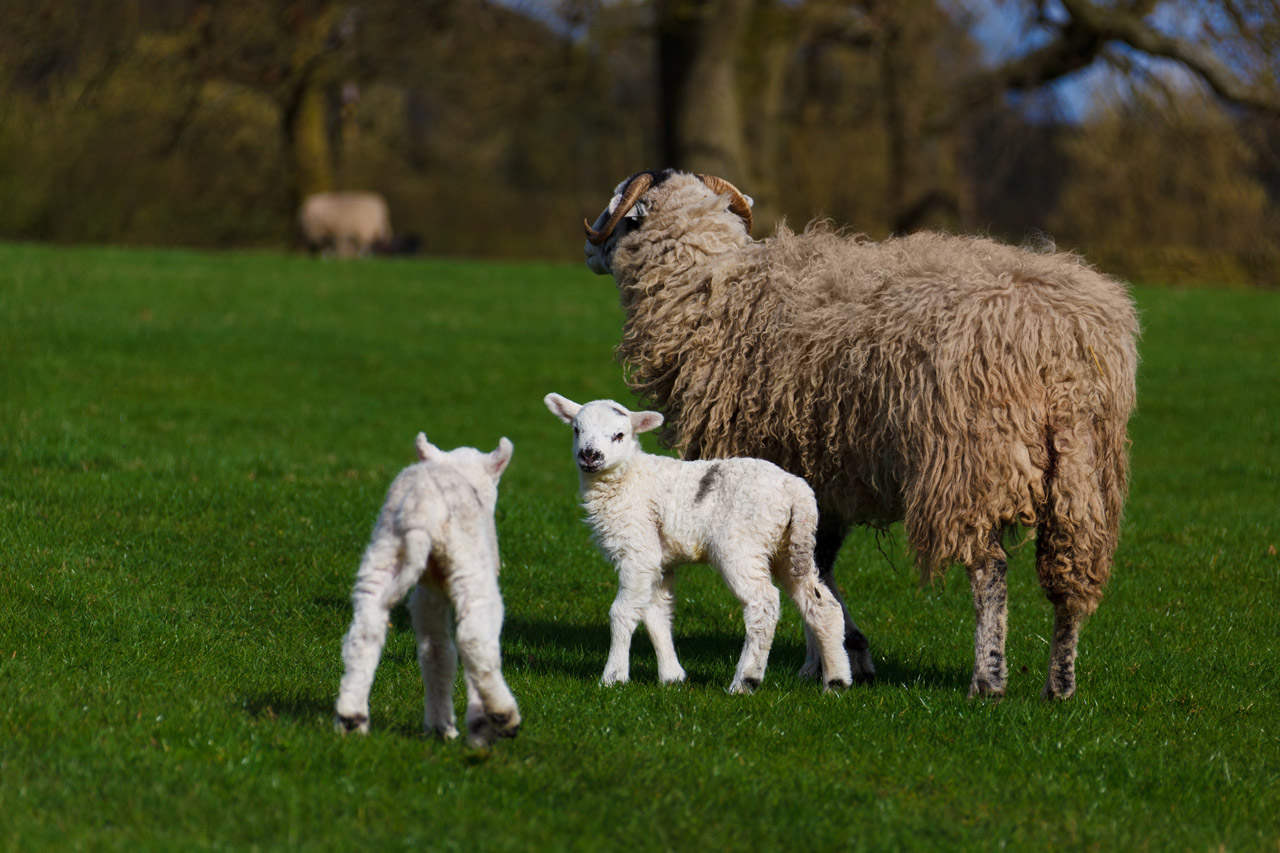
[657,0,752,181]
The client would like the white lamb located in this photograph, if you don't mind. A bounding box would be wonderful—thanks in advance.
[544,392,853,693]
[334,432,521,747]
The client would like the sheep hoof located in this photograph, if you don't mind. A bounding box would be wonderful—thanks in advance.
[659,669,688,685]
[730,676,761,695]
[824,678,851,692]
[798,658,822,681]
[334,713,369,735]
[967,679,1006,700]
[427,723,459,741]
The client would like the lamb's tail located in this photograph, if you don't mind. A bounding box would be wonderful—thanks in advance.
[783,482,821,580]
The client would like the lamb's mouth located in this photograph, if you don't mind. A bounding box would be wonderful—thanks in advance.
[578,462,603,474]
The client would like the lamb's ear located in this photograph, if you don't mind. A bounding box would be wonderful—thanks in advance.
[630,410,664,434]
[415,432,443,462]
[488,437,514,478]
[544,392,581,425]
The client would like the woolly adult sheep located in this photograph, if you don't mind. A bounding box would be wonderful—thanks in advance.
[299,191,392,257]
[334,432,520,747]
[543,392,855,692]
[582,169,1139,700]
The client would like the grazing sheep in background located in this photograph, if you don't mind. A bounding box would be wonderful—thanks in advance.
[299,191,392,258]
[544,392,855,693]
[334,433,520,747]
[582,169,1139,700]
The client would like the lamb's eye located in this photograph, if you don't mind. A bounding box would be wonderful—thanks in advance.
[611,433,624,443]
[572,427,579,437]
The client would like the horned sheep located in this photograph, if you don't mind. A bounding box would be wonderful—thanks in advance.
[544,392,857,693]
[334,432,520,747]
[582,169,1139,700]
[299,191,393,258]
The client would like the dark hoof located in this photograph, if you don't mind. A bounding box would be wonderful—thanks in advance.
[741,677,761,691]
[845,628,870,652]
[825,679,850,691]
[334,713,367,733]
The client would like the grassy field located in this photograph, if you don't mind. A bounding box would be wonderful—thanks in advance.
[1,242,1277,850]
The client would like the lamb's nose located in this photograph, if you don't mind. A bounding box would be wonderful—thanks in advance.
[579,448,603,465]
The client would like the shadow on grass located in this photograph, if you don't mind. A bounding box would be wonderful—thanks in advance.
[502,616,969,692]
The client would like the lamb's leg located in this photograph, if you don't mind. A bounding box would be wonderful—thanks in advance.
[334,537,405,733]
[778,569,851,689]
[409,581,458,740]
[452,569,521,746]
[807,515,874,678]
[967,551,1009,698]
[642,569,686,684]
[602,564,660,686]
[719,560,781,694]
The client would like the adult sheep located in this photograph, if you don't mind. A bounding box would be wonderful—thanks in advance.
[299,191,392,257]
[582,169,1138,700]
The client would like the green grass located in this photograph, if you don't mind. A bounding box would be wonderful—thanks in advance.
[1,242,1277,850]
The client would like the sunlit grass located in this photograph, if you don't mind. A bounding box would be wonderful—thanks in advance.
[1,243,1277,849]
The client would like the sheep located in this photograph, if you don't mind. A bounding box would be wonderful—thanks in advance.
[581,169,1139,700]
[334,432,520,747]
[543,392,854,693]
[299,191,392,257]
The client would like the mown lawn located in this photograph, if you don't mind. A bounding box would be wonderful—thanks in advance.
[1,242,1277,850]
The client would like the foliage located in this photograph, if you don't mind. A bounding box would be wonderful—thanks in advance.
[1,244,1277,849]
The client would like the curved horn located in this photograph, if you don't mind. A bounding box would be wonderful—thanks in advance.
[584,172,655,246]
[697,174,753,236]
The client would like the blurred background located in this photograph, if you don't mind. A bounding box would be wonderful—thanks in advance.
[2,0,1279,284]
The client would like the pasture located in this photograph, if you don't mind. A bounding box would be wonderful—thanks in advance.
[1,242,1277,850]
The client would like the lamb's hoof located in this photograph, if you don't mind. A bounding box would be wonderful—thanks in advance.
[334,713,369,735]
[824,678,851,693]
[729,676,761,695]
[466,715,497,748]
[487,710,522,739]
[659,669,688,685]
[427,723,459,741]
[599,668,628,687]
[798,658,822,681]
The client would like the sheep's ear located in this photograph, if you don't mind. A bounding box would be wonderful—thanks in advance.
[630,410,664,434]
[488,437,513,478]
[544,392,581,425]
[415,432,442,462]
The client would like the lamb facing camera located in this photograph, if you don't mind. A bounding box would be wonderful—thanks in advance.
[544,392,863,693]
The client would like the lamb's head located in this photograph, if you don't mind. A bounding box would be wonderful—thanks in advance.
[543,393,663,475]
[583,170,754,276]
[414,432,513,507]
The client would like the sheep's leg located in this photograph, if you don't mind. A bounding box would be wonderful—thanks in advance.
[967,552,1009,698]
[777,568,851,689]
[602,564,660,686]
[807,516,874,678]
[451,567,521,746]
[335,536,409,733]
[719,560,781,694]
[1043,601,1082,700]
[409,581,458,740]
[642,569,686,684]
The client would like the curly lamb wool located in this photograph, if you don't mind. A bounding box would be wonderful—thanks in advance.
[583,169,1139,699]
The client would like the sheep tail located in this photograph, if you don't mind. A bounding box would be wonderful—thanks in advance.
[1035,412,1128,616]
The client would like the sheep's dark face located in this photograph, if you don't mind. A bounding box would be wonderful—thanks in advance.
[584,170,678,275]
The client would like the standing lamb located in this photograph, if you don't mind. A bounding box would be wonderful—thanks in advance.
[581,169,1139,700]
[299,191,393,257]
[334,432,521,747]
[544,392,854,693]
